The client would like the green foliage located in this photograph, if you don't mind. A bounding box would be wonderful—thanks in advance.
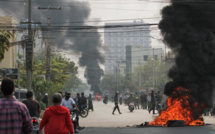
[18,53,79,106]
[0,30,12,61]
[100,74,117,92]
[100,73,137,94]
[132,58,167,92]
[75,82,88,94]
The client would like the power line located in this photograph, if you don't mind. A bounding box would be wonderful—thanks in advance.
[41,17,161,25]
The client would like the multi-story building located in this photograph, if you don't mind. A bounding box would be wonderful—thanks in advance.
[0,16,17,68]
[126,45,164,73]
[104,21,151,74]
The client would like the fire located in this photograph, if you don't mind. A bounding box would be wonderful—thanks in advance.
[149,87,205,126]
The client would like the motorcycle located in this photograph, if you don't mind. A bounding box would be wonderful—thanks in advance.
[103,99,108,104]
[79,104,89,118]
[31,117,40,134]
[157,101,162,114]
[128,102,135,112]
[70,110,77,124]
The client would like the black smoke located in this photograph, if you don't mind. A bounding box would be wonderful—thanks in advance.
[0,0,104,94]
[160,0,215,109]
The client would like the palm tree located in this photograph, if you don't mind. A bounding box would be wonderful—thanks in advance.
[0,30,12,61]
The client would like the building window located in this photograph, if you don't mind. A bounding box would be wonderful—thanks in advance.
[144,55,148,61]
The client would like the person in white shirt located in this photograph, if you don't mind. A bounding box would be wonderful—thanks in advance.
[61,93,76,111]
[61,91,81,133]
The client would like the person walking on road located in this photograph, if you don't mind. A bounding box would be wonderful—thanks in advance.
[0,78,33,134]
[39,93,74,134]
[22,91,41,118]
[112,91,122,115]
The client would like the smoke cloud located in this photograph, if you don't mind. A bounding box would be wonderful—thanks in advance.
[160,0,215,109]
[0,0,104,94]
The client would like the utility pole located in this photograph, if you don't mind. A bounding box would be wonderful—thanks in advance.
[38,6,61,81]
[26,0,32,91]
[46,16,51,81]
[152,48,155,91]
[20,0,40,90]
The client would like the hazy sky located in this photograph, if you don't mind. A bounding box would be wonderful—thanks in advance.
[65,0,169,81]
[85,0,168,47]
[0,0,169,82]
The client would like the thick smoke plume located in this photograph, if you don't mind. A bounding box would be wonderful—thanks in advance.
[160,0,215,109]
[0,0,104,94]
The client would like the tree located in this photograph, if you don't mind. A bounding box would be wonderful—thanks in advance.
[100,73,137,95]
[132,58,167,92]
[0,30,12,61]
[18,52,79,108]
[100,74,117,93]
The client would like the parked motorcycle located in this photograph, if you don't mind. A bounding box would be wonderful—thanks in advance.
[31,117,40,134]
[128,102,135,112]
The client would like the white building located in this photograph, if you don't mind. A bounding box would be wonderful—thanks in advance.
[104,21,151,74]
[126,46,164,73]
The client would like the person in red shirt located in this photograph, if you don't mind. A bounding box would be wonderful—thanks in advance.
[39,93,74,134]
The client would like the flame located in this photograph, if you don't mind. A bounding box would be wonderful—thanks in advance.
[149,87,205,126]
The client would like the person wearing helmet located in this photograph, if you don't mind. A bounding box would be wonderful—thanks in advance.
[112,91,122,115]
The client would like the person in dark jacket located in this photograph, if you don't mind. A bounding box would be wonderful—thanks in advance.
[112,91,122,115]
[80,92,87,111]
[149,90,156,114]
[88,94,94,111]
[22,91,41,118]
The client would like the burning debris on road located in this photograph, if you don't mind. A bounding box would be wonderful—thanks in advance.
[148,0,215,127]
[149,87,205,127]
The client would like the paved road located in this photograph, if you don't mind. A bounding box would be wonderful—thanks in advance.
[80,101,215,128]
[78,101,215,134]
[79,126,215,134]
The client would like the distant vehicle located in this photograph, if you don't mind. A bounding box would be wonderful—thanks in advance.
[128,102,135,112]
[14,88,28,101]
[0,88,27,101]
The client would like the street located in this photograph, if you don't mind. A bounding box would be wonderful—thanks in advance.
[79,101,215,134]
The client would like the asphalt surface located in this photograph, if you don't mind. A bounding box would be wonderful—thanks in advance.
[79,125,215,134]
[78,101,215,134]
[80,101,215,127]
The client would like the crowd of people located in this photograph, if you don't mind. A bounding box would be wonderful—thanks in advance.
[1,78,214,134]
[0,78,94,134]
[110,90,163,115]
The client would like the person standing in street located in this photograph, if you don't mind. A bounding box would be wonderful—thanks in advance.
[149,90,156,114]
[39,93,74,134]
[112,91,122,115]
[143,92,147,109]
[42,93,48,108]
[88,94,94,111]
[134,93,140,109]
[22,91,41,118]
[0,78,33,134]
